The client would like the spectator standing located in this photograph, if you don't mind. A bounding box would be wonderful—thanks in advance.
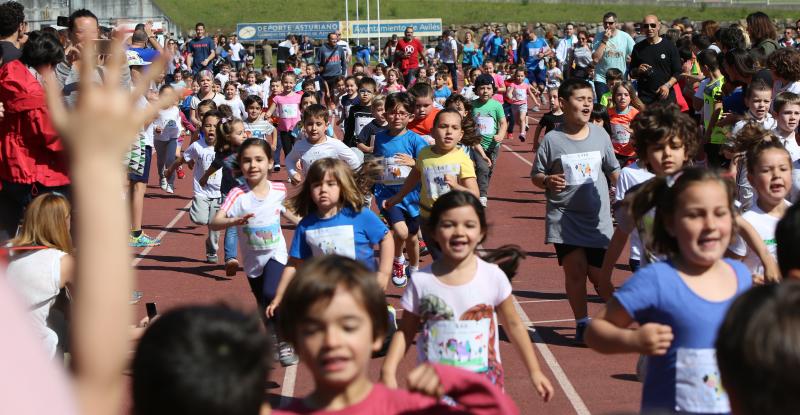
[747,12,779,58]
[186,22,216,74]
[0,1,26,65]
[229,34,244,70]
[299,35,314,64]
[316,32,347,109]
[128,25,162,64]
[396,26,427,86]
[0,31,69,241]
[555,24,578,74]
[630,15,681,105]
[779,28,797,49]
[383,34,398,67]
[519,30,551,91]
[440,30,459,89]
[592,12,635,98]
[567,31,593,80]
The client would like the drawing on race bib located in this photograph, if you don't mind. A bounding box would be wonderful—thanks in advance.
[279,104,299,118]
[513,88,527,101]
[426,319,490,373]
[424,163,460,201]
[476,116,496,136]
[561,151,602,185]
[304,225,357,259]
[675,348,730,413]
[611,124,631,145]
[243,222,282,250]
[378,156,412,185]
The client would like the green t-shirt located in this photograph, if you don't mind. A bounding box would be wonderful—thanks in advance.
[702,76,727,145]
[471,98,505,150]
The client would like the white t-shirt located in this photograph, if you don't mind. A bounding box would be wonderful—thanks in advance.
[220,97,247,120]
[732,113,776,138]
[401,257,512,375]
[136,95,156,147]
[230,42,244,62]
[215,72,230,86]
[6,248,66,358]
[284,136,362,177]
[183,138,222,199]
[793,159,800,202]
[616,162,655,262]
[220,182,289,276]
[441,38,458,64]
[243,118,276,140]
[190,93,226,109]
[154,106,182,141]
[773,128,800,162]
[728,200,791,275]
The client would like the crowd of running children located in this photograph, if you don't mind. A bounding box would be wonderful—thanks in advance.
[6,5,800,415]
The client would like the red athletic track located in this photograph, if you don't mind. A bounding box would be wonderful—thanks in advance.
[130,106,642,415]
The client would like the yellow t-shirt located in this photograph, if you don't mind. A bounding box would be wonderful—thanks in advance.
[415,146,477,215]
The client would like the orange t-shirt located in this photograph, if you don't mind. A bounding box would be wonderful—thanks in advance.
[408,107,440,137]
[608,106,639,157]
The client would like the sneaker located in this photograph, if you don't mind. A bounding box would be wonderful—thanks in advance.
[391,260,408,288]
[225,258,239,277]
[160,177,168,191]
[129,233,161,247]
[273,165,281,172]
[129,290,144,305]
[479,196,488,207]
[278,341,299,366]
[419,240,429,256]
[165,184,174,194]
[374,305,398,358]
[206,255,218,264]
[506,132,513,140]
[532,106,540,112]
[518,134,526,142]
[574,320,589,345]
[176,166,185,179]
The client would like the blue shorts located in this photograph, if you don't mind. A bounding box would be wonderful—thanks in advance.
[527,67,546,86]
[128,145,152,183]
[381,205,420,235]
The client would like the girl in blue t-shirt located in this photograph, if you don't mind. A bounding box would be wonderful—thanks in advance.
[267,157,394,317]
[585,167,752,414]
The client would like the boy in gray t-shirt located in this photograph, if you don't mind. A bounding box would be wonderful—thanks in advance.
[531,78,620,344]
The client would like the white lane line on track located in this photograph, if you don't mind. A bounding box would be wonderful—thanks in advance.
[498,145,591,415]
[131,200,192,267]
[280,364,298,407]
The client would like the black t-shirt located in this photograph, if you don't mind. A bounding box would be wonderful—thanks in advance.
[630,38,682,104]
[0,41,21,65]
[539,112,564,134]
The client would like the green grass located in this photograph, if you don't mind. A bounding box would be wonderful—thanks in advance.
[154,0,797,34]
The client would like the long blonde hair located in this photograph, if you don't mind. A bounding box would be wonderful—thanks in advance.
[11,193,73,254]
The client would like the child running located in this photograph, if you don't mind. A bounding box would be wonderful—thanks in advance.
[586,167,753,414]
[271,255,521,415]
[165,110,223,263]
[242,95,277,145]
[268,158,393,315]
[384,109,480,258]
[211,138,300,366]
[381,191,555,398]
[382,67,407,94]
[153,84,182,195]
[472,74,508,193]
[284,104,361,185]
[221,81,246,120]
[373,92,429,288]
[266,71,302,172]
[506,67,537,142]
[532,87,564,149]
[608,82,643,167]
[531,78,621,343]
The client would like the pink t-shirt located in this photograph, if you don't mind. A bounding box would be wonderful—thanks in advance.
[272,364,519,415]
[507,82,531,105]
[491,74,505,103]
[273,91,303,132]
[401,257,512,387]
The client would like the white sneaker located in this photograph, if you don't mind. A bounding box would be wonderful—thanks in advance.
[160,177,168,191]
[165,184,174,194]
[479,196,488,207]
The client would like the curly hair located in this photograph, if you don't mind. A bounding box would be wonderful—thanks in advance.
[632,103,700,163]
[0,1,24,38]
[767,48,800,82]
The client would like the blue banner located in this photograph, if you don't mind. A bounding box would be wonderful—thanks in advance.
[237,21,340,41]
[344,19,442,38]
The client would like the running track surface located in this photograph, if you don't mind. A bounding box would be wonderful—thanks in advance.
[130,109,642,414]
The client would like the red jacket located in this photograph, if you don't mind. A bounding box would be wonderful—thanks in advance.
[0,60,69,186]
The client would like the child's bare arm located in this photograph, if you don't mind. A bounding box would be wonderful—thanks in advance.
[266,258,301,317]
[585,298,673,355]
[736,216,781,283]
[376,233,394,290]
[384,168,422,208]
[164,156,185,179]
[265,101,277,118]
[282,208,301,225]
[380,311,422,388]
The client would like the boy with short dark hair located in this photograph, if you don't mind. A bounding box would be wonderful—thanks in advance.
[344,77,378,148]
[531,78,620,343]
[471,74,508,206]
[132,305,271,415]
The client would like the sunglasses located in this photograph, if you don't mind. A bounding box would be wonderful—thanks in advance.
[642,23,658,29]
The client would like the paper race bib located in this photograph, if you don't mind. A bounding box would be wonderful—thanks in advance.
[513,87,527,102]
[379,156,412,185]
[675,348,730,413]
[242,222,282,250]
[278,103,299,119]
[611,123,631,145]
[561,151,602,185]
[425,319,490,373]
[355,116,374,136]
[304,225,357,259]
[423,163,460,201]
[476,115,496,136]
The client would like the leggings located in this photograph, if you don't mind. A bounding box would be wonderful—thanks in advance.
[278,130,295,165]
[153,138,177,185]
[470,148,490,198]
[247,258,285,319]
